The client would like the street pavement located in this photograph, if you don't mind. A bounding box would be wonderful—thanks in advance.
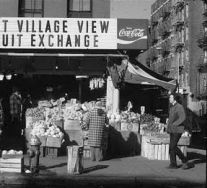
[0,147,206,188]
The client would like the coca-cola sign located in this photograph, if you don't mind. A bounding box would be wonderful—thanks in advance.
[117,19,148,49]
[119,28,145,38]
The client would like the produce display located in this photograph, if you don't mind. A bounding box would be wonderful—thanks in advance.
[26,107,45,120]
[140,115,165,134]
[26,97,190,149]
[45,107,64,123]
[108,110,168,134]
[45,125,64,138]
[25,98,97,148]
[1,150,23,159]
[140,113,155,124]
[30,120,47,137]
[63,104,83,121]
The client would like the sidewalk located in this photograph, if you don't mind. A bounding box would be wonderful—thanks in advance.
[0,147,206,188]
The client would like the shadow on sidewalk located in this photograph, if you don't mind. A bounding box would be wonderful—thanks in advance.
[82,164,109,174]
[187,152,206,164]
[40,162,67,170]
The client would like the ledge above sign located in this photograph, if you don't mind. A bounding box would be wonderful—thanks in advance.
[0,18,148,50]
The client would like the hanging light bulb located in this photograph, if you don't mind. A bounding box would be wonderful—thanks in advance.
[0,74,4,81]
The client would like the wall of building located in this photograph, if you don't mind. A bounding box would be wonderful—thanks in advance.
[93,0,110,18]
[188,0,203,96]
[110,0,155,19]
[0,0,110,18]
[0,0,18,17]
[44,0,67,17]
[146,0,205,97]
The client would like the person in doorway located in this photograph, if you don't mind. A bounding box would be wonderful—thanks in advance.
[167,93,193,170]
[126,101,133,112]
[10,86,22,138]
[85,101,109,162]
[22,94,33,129]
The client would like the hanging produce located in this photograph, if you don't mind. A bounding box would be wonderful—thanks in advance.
[89,77,105,90]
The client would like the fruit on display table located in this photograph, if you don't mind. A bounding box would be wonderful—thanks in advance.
[26,107,45,120]
[45,125,64,138]
[1,150,23,159]
[30,120,47,137]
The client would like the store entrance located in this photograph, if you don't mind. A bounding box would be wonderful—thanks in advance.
[0,74,106,104]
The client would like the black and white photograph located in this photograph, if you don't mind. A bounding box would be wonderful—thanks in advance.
[0,0,206,187]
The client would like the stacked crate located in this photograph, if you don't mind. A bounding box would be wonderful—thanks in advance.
[141,135,190,160]
[45,136,63,158]
[0,157,24,173]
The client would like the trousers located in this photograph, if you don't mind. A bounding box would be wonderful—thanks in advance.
[90,146,103,161]
[169,133,187,166]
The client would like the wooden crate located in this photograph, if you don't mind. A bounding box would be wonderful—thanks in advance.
[141,135,188,160]
[64,119,81,131]
[45,147,59,158]
[46,136,62,148]
[0,157,24,173]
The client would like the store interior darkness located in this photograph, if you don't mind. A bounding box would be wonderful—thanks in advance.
[0,74,169,123]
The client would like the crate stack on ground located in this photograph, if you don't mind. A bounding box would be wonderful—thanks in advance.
[0,151,24,173]
[141,134,190,160]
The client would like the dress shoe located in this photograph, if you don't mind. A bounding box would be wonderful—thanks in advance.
[182,162,195,170]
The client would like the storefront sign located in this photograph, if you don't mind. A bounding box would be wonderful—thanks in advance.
[0,18,147,50]
[117,19,148,49]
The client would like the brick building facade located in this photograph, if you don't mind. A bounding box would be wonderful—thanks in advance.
[147,0,206,100]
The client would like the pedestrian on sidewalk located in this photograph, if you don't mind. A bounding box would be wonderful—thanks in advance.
[167,93,192,170]
[85,101,109,162]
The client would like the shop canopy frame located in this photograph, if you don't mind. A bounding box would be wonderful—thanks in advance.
[0,51,177,91]
[107,57,177,91]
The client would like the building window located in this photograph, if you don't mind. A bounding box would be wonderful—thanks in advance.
[19,0,44,17]
[185,4,189,18]
[185,27,189,41]
[185,49,189,62]
[200,73,207,95]
[204,50,207,64]
[67,0,92,18]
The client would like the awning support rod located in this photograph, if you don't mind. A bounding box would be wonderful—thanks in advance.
[0,52,128,58]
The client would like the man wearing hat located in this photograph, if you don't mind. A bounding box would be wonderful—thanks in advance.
[85,101,109,161]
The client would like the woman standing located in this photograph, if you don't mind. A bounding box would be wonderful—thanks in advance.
[85,101,108,161]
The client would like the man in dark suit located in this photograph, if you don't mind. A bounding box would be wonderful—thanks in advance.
[167,93,192,170]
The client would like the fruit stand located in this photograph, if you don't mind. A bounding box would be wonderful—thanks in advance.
[25,98,107,158]
[139,113,191,160]
[24,97,191,160]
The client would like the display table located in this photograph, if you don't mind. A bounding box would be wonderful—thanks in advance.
[107,126,141,157]
[141,133,190,160]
